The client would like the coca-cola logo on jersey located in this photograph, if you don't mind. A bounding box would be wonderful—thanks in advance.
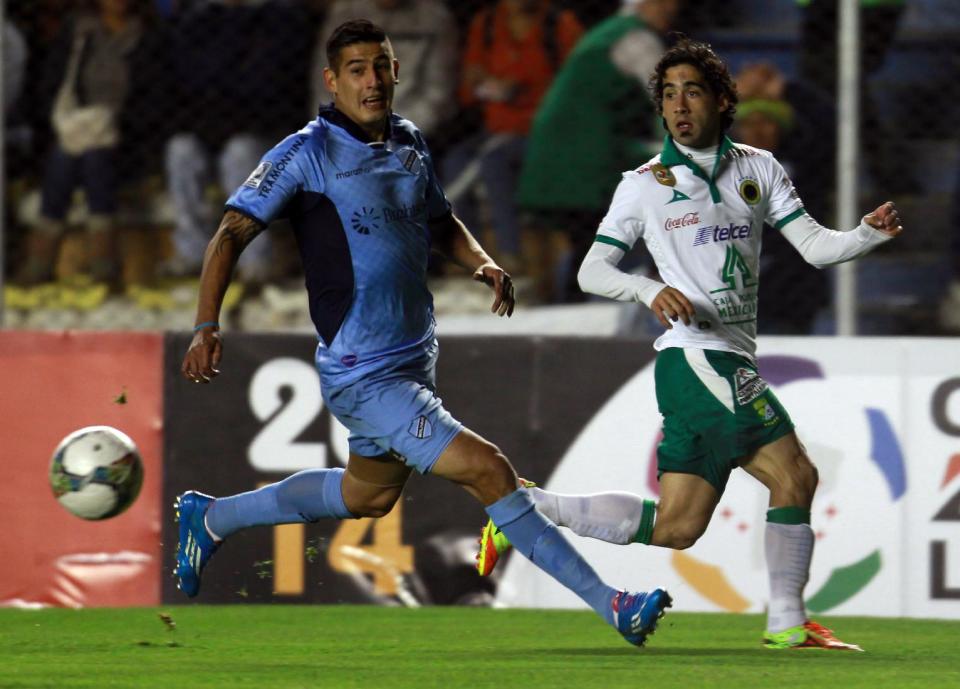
[664,212,700,231]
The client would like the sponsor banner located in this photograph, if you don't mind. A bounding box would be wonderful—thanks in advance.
[161,333,648,605]
[496,337,960,620]
[0,332,163,608]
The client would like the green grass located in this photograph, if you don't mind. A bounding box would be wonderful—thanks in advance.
[2,607,958,689]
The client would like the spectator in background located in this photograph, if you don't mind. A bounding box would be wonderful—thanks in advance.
[161,0,310,285]
[731,99,828,334]
[734,62,833,221]
[733,61,833,334]
[3,20,28,120]
[441,0,583,277]
[516,0,679,302]
[796,0,909,193]
[311,0,458,143]
[13,0,164,288]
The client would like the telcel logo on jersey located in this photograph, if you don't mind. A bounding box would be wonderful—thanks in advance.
[664,212,700,231]
[693,222,751,246]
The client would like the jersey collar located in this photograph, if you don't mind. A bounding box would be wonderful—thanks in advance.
[318,104,393,145]
[659,134,736,203]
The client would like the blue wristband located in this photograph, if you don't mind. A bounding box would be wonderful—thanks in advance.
[193,321,219,332]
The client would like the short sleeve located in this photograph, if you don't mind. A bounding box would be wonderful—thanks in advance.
[595,172,646,252]
[420,137,452,220]
[765,156,806,230]
[226,132,313,225]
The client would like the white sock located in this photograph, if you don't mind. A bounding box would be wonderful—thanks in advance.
[765,522,814,632]
[530,487,648,544]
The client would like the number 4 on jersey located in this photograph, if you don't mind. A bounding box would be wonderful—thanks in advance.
[716,245,756,292]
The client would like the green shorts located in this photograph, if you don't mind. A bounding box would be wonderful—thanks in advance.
[654,347,794,495]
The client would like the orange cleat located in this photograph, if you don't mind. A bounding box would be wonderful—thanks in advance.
[764,620,863,651]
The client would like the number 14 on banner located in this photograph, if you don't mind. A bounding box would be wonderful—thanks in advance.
[270,503,414,597]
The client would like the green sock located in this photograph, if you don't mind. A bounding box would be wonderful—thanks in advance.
[766,506,810,524]
[631,499,657,544]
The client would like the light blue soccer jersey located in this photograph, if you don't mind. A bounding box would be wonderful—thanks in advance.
[227,106,452,384]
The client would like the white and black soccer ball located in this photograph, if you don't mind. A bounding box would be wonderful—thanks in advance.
[49,426,144,520]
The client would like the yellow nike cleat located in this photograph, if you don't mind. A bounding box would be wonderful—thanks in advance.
[476,479,535,576]
[764,620,863,651]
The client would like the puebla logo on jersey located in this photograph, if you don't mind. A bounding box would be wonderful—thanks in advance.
[738,177,762,205]
[351,206,381,235]
[693,222,752,246]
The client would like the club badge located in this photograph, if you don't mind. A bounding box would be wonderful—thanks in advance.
[738,178,761,205]
[651,163,677,187]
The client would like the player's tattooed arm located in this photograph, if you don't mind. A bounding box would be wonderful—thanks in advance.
[182,210,264,383]
[212,209,265,258]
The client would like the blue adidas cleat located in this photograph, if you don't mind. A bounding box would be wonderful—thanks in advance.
[611,588,673,647]
[174,491,219,598]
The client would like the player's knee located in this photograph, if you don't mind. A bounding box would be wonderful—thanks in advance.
[652,521,706,550]
[347,488,401,519]
[465,442,516,500]
[799,457,819,500]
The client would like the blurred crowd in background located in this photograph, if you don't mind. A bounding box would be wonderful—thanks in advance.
[3,0,959,335]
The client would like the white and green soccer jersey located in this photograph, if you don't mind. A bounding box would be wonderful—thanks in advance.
[597,136,806,360]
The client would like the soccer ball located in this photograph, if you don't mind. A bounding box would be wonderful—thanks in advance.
[49,426,144,520]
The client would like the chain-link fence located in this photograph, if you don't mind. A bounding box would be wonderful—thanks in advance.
[2,0,959,335]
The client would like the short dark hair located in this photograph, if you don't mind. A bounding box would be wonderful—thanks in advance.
[326,19,389,72]
[649,36,739,133]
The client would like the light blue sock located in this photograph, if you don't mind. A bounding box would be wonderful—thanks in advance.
[486,488,617,625]
[206,468,355,539]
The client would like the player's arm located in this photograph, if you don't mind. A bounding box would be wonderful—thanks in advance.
[181,210,265,383]
[578,241,694,329]
[780,199,902,269]
[430,211,514,317]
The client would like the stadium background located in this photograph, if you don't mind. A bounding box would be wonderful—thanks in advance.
[0,0,959,622]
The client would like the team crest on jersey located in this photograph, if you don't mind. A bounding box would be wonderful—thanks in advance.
[651,163,676,187]
[734,367,768,405]
[396,147,423,175]
[753,396,779,426]
[738,177,762,205]
[243,161,272,189]
[408,415,432,439]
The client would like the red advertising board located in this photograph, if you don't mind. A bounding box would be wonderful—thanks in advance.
[0,331,163,608]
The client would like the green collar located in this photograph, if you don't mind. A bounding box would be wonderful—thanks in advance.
[659,135,735,203]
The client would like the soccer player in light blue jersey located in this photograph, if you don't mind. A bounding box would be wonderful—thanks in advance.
[174,19,670,647]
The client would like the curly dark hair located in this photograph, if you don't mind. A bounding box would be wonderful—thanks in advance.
[649,36,738,133]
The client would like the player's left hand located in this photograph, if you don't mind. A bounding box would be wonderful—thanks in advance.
[473,263,515,317]
[864,201,903,237]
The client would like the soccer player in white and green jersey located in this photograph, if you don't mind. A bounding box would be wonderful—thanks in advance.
[477,38,902,651]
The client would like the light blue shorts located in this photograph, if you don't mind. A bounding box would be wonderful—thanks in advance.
[320,340,463,473]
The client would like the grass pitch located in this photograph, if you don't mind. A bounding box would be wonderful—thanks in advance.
[3,606,958,689]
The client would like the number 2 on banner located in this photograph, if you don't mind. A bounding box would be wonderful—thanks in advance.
[248,358,346,471]
[328,502,414,596]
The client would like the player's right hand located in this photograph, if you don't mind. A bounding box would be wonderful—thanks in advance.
[181,328,223,384]
[651,286,695,330]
